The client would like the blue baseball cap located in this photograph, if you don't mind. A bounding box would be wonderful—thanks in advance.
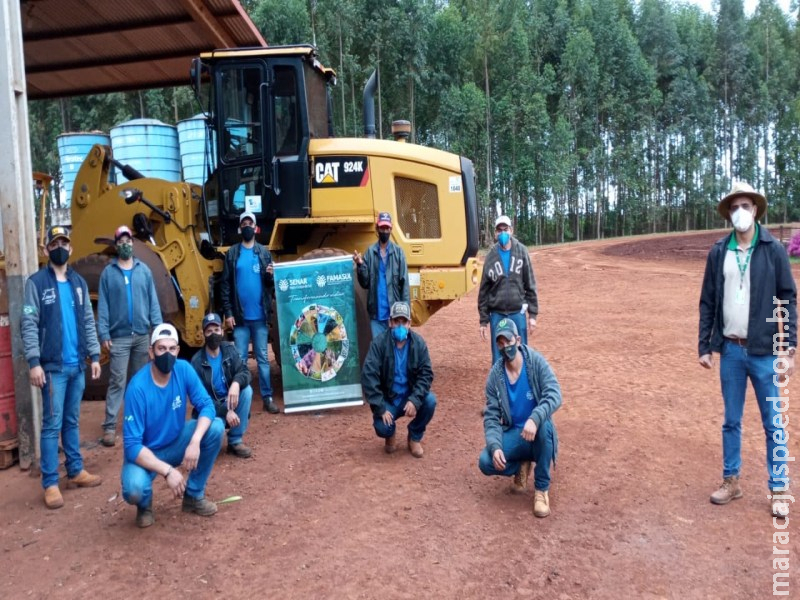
[495,318,519,342]
[202,313,223,330]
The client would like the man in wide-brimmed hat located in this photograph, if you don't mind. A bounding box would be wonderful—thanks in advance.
[698,181,796,518]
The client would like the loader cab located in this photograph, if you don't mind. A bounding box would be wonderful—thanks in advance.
[193,46,335,246]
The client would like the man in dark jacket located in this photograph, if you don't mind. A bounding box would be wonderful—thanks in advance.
[361,302,436,458]
[220,211,277,413]
[190,313,254,458]
[97,225,162,447]
[698,182,796,518]
[21,225,103,509]
[478,215,538,365]
[479,318,561,518]
[354,212,410,338]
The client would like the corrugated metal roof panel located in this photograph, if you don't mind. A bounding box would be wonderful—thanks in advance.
[21,0,266,99]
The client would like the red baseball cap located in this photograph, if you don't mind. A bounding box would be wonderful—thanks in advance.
[376,212,393,228]
[114,225,133,242]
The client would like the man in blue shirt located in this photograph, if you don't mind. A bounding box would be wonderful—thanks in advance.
[190,313,254,458]
[361,302,436,458]
[121,324,224,528]
[478,319,562,518]
[354,212,410,339]
[97,225,162,447]
[221,211,277,413]
[21,225,103,509]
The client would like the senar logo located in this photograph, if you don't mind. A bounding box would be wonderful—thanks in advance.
[315,161,340,184]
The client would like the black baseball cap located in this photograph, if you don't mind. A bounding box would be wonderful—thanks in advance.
[46,225,71,244]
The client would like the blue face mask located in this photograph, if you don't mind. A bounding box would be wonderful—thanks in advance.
[392,325,408,342]
[501,343,518,362]
[498,231,510,246]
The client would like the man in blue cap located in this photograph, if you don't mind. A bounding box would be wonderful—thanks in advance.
[191,313,254,458]
[478,318,561,518]
[354,212,410,338]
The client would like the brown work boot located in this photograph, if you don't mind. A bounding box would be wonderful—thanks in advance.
[136,504,155,528]
[710,476,743,505]
[226,442,253,458]
[407,436,424,459]
[511,462,532,494]
[182,495,218,517]
[101,430,116,447]
[533,489,551,518]
[67,470,103,488]
[384,433,398,454]
[44,485,64,509]
[771,491,791,518]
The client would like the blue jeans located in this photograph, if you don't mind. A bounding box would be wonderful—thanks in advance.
[121,418,224,508]
[103,333,150,432]
[373,392,436,442]
[40,365,86,488]
[719,340,788,490]
[233,320,272,399]
[370,319,389,339]
[478,419,557,491]
[227,385,253,445]
[489,312,528,364]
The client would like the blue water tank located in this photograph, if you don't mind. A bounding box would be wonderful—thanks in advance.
[110,119,181,182]
[57,132,110,206]
[177,114,217,185]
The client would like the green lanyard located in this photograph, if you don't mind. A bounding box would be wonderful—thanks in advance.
[728,225,758,288]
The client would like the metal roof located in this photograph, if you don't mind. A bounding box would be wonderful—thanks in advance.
[21,0,267,100]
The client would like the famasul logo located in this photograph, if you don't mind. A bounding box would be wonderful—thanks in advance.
[316,275,326,288]
[278,279,289,292]
[326,273,352,283]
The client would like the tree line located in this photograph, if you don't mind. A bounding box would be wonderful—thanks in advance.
[28,0,800,246]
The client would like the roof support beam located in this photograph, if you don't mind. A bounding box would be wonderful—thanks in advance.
[178,0,237,48]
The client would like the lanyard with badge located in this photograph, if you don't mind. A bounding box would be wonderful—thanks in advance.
[732,235,756,305]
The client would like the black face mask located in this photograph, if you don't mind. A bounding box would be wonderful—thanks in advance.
[205,333,223,351]
[501,344,518,362]
[49,247,69,266]
[378,231,391,244]
[241,226,256,242]
[154,351,176,375]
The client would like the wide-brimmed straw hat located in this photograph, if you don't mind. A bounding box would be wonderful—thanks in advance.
[718,181,766,220]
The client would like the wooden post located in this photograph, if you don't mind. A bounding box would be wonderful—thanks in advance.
[0,0,41,470]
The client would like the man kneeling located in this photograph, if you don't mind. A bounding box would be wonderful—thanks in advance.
[191,313,254,458]
[478,318,561,517]
[121,324,224,528]
[361,302,436,457]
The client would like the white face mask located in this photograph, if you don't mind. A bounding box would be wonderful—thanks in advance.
[731,207,754,233]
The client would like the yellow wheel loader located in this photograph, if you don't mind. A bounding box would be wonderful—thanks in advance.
[68,45,479,398]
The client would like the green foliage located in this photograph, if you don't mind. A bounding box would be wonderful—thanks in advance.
[28,0,800,243]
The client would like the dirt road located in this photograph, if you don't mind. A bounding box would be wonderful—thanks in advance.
[1,230,798,598]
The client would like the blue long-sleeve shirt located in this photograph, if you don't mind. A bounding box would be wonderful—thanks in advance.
[123,359,215,463]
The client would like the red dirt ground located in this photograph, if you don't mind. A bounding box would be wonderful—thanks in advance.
[2,230,799,599]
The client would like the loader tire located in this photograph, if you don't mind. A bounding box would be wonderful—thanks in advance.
[70,254,112,400]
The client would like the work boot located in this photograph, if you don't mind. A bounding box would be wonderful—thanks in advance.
[771,491,791,518]
[101,430,116,447]
[67,470,103,489]
[44,485,64,509]
[182,495,218,517]
[384,433,398,454]
[710,476,743,505]
[407,436,424,459]
[226,442,253,458]
[136,504,155,528]
[511,462,532,494]
[533,489,551,518]
[264,397,280,414]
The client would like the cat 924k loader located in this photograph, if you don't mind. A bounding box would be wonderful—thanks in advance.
[67,45,479,397]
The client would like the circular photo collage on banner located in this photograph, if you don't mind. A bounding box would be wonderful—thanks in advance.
[289,304,350,382]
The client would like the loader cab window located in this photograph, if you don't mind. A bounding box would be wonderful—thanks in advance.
[274,67,299,156]
[219,66,263,162]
